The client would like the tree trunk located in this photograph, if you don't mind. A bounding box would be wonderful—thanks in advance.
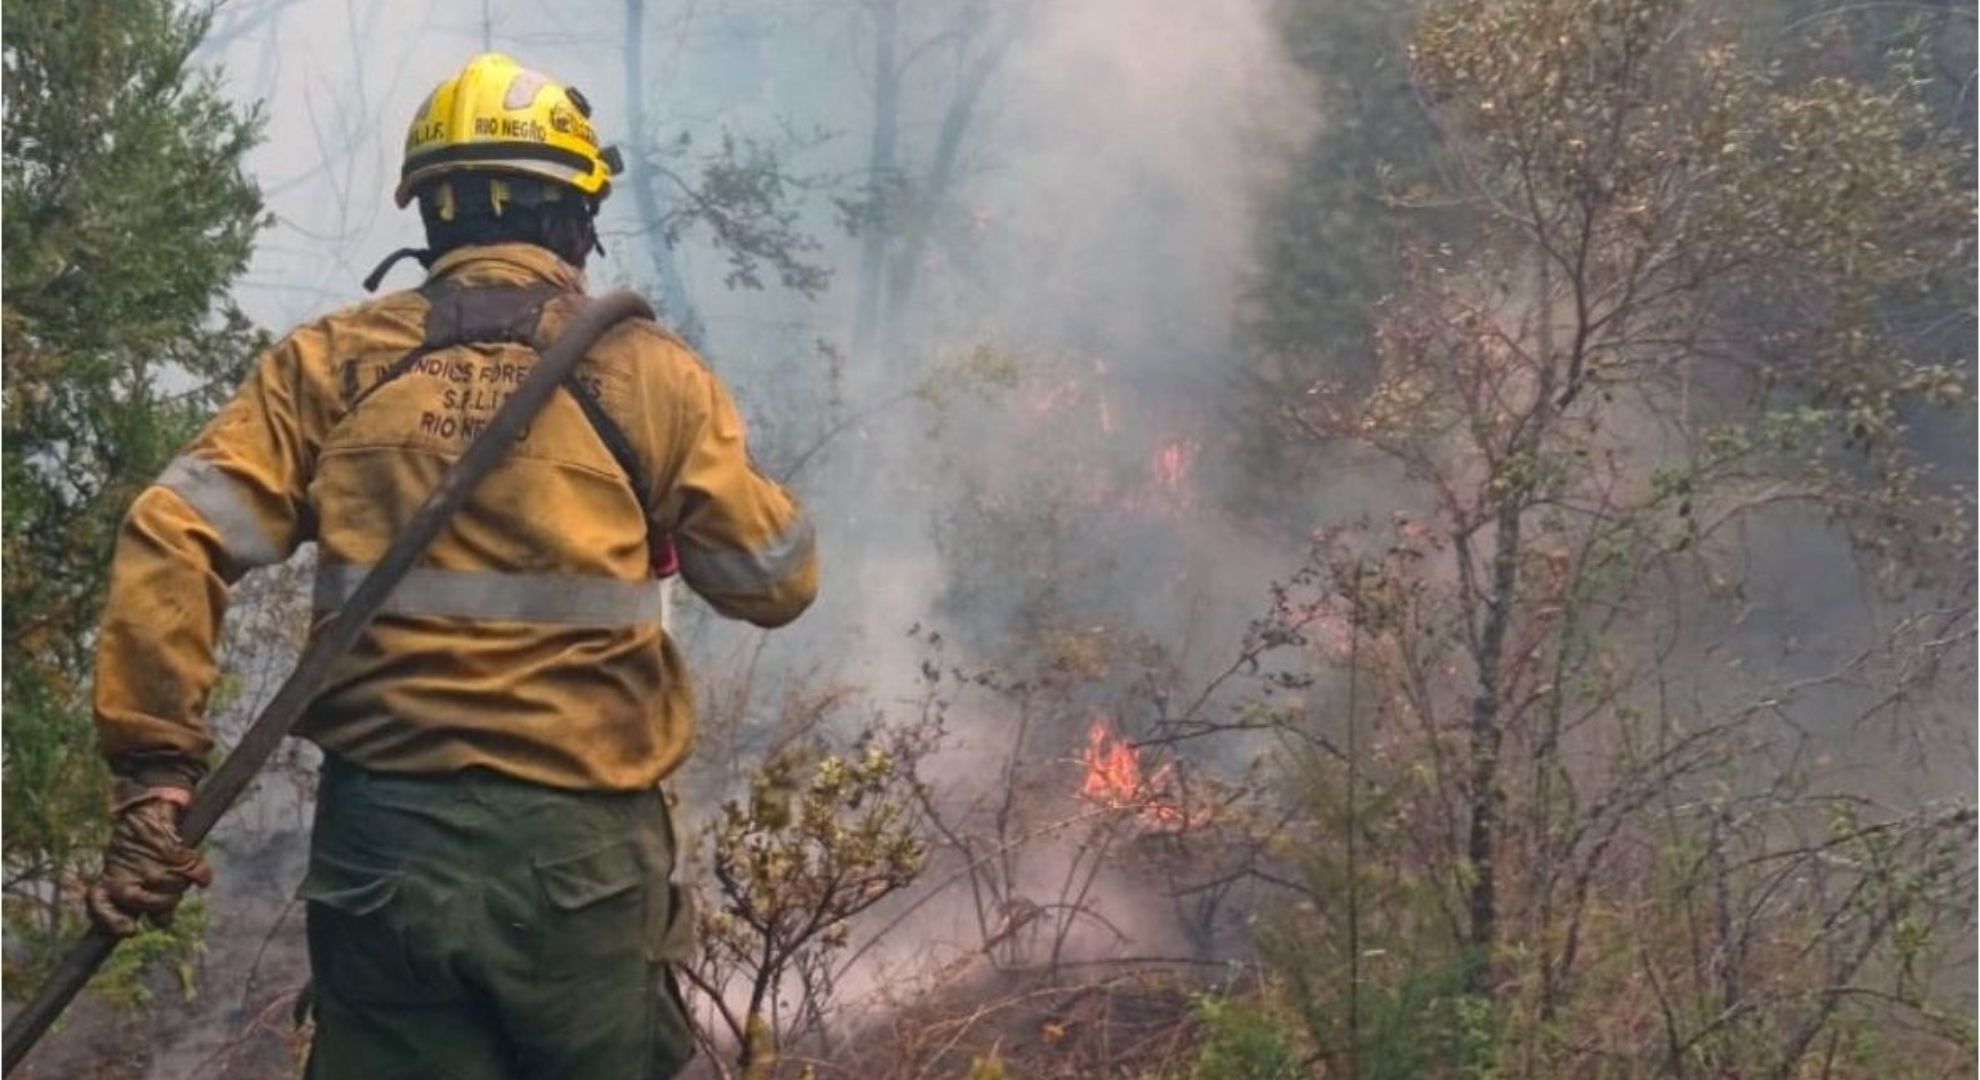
[624,0,705,349]
[850,0,901,369]
[1463,243,1560,997]
[1463,498,1519,995]
[880,10,1018,379]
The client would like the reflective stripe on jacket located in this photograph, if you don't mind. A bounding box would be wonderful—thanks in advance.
[92,243,818,791]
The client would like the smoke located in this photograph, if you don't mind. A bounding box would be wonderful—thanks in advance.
[799,0,1327,1000]
[971,0,1310,361]
[48,4,1959,1076]
[802,0,1319,672]
[92,1,1331,1073]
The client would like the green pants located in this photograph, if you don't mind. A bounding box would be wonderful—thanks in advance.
[300,756,696,1080]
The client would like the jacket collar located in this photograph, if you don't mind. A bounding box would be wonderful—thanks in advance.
[425,243,587,294]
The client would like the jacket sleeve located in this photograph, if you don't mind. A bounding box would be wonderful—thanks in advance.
[644,335,818,628]
[93,326,331,789]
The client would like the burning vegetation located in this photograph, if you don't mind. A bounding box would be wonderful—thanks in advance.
[1079,716,1202,831]
[3,0,1973,1079]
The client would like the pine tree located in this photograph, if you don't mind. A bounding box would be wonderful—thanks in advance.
[2,0,265,980]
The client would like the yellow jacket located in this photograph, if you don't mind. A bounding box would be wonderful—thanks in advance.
[93,244,817,791]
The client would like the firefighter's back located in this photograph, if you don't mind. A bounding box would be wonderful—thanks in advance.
[294,243,691,792]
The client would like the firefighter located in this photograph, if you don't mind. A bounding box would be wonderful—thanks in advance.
[83,53,816,1079]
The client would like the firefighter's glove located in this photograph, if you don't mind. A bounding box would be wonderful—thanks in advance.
[86,782,212,938]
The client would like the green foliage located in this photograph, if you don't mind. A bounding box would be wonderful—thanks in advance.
[4,894,210,1009]
[1234,0,1444,515]
[1255,0,1439,356]
[710,743,928,925]
[1258,747,1507,1080]
[1185,995,1301,1080]
[2,0,264,987]
[91,899,211,1009]
[692,730,930,1074]
[656,128,833,298]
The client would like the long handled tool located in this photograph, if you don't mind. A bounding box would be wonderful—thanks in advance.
[2,290,655,1076]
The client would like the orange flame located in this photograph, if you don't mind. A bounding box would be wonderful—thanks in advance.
[1080,715,1142,805]
[1079,716,1192,828]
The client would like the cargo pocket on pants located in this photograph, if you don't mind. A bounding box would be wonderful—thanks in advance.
[299,856,420,1005]
[533,840,646,981]
[650,883,698,1078]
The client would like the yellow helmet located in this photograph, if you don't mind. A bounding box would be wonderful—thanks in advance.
[395,53,622,208]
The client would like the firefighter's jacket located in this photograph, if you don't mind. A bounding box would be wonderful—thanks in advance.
[92,243,817,792]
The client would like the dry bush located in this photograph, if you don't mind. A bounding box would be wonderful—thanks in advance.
[672,676,934,1079]
[1188,0,1979,1075]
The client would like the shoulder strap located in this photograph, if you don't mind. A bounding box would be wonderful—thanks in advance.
[344,281,654,509]
[347,281,561,409]
[562,370,654,504]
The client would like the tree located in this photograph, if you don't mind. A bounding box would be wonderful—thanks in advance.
[843,0,1033,377]
[624,0,707,348]
[1233,0,1443,516]
[1394,0,1971,996]
[621,0,836,356]
[3,0,266,985]
[1233,0,1973,1073]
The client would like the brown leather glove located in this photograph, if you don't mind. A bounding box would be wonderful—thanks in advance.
[86,781,212,938]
